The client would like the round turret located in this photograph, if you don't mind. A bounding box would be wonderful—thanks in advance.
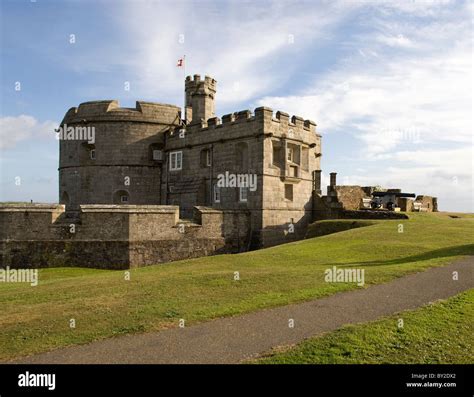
[58,100,181,208]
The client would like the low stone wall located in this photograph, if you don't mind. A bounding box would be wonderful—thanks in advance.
[0,204,238,269]
[128,239,226,268]
[0,204,66,240]
[339,210,409,220]
[0,240,130,269]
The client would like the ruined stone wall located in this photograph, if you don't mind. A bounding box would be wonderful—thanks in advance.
[331,186,369,211]
[398,198,414,212]
[415,195,438,212]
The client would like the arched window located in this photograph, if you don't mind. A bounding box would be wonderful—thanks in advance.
[113,190,129,204]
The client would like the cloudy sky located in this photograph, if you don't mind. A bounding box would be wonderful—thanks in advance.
[0,0,472,211]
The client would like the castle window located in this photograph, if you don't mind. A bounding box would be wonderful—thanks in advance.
[149,143,164,161]
[169,151,182,171]
[235,142,249,170]
[201,149,211,167]
[152,149,163,161]
[287,147,294,162]
[272,140,283,169]
[285,184,293,201]
[239,187,248,202]
[287,143,300,165]
[213,185,221,203]
[113,190,129,204]
[81,142,95,162]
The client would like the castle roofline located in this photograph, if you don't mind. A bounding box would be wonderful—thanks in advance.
[61,100,181,125]
[184,106,319,135]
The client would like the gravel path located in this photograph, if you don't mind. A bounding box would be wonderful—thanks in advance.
[12,257,473,364]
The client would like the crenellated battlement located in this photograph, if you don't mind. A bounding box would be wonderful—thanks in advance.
[185,74,217,123]
[168,106,317,138]
[61,100,181,125]
[165,107,320,157]
[185,74,217,91]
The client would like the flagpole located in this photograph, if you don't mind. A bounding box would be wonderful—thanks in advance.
[183,55,186,125]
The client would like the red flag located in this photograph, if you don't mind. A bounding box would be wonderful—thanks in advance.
[177,58,184,67]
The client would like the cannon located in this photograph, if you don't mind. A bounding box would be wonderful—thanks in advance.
[370,191,415,211]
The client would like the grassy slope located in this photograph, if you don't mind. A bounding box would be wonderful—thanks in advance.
[305,219,376,238]
[0,212,473,361]
[257,289,474,364]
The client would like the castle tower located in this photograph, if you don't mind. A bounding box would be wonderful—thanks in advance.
[185,74,216,124]
[58,100,181,209]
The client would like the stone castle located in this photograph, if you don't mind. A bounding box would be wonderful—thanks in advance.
[0,75,437,269]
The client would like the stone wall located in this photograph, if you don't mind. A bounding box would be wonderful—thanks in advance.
[59,100,181,209]
[163,106,321,248]
[415,195,438,212]
[398,198,414,212]
[164,108,265,218]
[0,204,65,240]
[331,186,368,210]
[338,210,409,220]
[0,204,247,269]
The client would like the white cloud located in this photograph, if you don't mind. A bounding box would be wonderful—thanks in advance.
[258,2,472,151]
[375,33,414,48]
[0,115,57,149]
[118,1,356,106]
[259,39,471,154]
[60,1,361,109]
[256,2,472,211]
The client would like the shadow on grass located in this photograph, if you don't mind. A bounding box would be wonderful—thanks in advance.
[334,244,474,268]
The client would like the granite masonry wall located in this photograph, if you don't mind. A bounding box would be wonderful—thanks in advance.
[163,104,321,249]
[0,204,248,269]
[59,100,181,209]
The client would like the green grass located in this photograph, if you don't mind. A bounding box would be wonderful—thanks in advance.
[306,219,376,238]
[0,212,473,361]
[257,289,474,364]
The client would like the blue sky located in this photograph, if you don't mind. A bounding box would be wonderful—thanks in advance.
[0,0,472,211]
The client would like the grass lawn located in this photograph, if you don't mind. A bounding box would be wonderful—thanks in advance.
[257,289,474,364]
[0,212,473,361]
